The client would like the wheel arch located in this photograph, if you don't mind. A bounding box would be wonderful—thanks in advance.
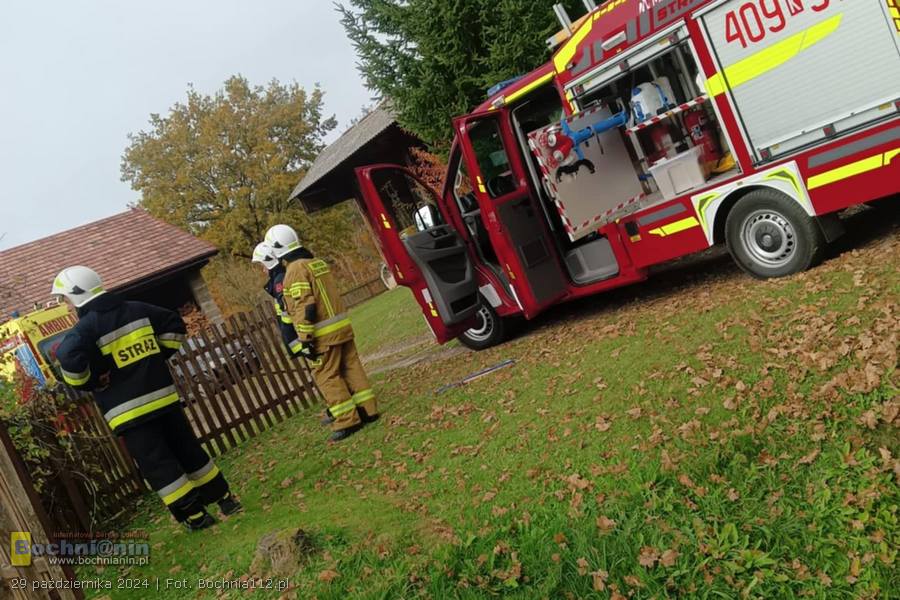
[692,163,816,246]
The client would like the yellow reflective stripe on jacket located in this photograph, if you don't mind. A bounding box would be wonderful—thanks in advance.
[295,323,315,333]
[157,332,186,350]
[313,314,351,337]
[306,260,335,317]
[289,282,312,298]
[280,313,293,325]
[307,259,330,277]
[289,339,304,354]
[61,367,91,386]
[105,386,180,430]
[97,318,160,368]
[158,475,193,505]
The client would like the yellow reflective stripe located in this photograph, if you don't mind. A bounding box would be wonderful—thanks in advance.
[98,325,156,354]
[280,313,293,324]
[330,398,357,417]
[307,259,330,277]
[159,340,182,350]
[351,389,375,405]
[317,280,335,318]
[191,465,220,487]
[289,339,303,354]
[61,367,91,386]
[648,216,701,237]
[706,14,843,98]
[289,282,312,298]
[313,318,351,338]
[161,480,194,506]
[107,392,180,431]
[553,12,594,73]
[807,149,899,190]
[295,323,315,333]
[499,71,555,107]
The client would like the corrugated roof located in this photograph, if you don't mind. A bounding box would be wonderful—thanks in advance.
[0,208,217,317]
[289,102,397,200]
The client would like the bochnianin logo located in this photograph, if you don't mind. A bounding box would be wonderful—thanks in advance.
[11,532,150,566]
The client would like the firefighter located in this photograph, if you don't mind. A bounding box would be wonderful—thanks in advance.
[265,224,379,442]
[252,242,333,425]
[52,266,242,531]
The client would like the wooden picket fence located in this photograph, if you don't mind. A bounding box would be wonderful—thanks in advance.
[0,301,322,563]
[168,304,322,456]
[340,277,387,308]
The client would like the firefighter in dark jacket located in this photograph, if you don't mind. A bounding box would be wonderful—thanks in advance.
[253,242,305,357]
[265,224,379,442]
[253,242,333,425]
[53,266,242,531]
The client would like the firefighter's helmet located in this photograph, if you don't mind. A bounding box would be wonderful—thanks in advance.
[51,266,106,307]
[252,242,279,270]
[264,224,302,258]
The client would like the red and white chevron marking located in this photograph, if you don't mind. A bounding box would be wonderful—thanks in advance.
[626,95,708,134]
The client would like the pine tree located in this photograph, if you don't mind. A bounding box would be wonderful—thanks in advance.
[338,0,586,145]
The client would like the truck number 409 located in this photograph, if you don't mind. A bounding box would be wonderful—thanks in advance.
[724,0,830,48]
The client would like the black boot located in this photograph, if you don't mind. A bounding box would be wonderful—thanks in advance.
[329,424,361,443]
[218,493,243,516]
[357,406,380,424]
[182,510,216,532]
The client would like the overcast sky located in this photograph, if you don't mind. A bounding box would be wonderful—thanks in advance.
[0,0,371,250]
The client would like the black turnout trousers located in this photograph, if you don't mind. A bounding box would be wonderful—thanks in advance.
[121,408,229,522]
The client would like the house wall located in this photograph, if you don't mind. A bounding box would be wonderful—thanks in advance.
[186,269,223,324]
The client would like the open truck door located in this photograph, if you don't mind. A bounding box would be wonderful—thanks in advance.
[355,164,480,343]
[454,110,568,319]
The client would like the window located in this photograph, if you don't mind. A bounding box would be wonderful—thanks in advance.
[371,170,444,239]
[450,152,477,214]
[467,119,517,199]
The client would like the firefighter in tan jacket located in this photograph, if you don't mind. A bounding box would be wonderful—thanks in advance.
[265,224,379,441]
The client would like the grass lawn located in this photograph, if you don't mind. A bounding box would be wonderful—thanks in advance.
[82,216,898,599]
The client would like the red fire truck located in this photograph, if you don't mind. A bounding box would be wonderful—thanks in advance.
[354,0,900,349]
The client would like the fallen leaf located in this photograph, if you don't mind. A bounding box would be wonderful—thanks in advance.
[317,569,339,583]
[638,546,659,568]
[660,548,679,567]
[596,516,617,533]
[576,557,589,575]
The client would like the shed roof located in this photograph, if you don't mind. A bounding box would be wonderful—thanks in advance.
[0,208,217,317]
[289,102,397,201]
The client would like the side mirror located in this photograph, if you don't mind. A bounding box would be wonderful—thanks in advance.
[413,204,440,231]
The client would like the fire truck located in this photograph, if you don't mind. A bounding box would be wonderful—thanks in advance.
[353,0,900,349]
[0,304,76,388]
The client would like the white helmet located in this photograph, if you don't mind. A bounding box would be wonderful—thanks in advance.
[252,242,279,270]
[51,266,106,307]
[264,224,302,258]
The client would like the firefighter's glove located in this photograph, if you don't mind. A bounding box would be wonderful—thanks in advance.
[299,341,319,361]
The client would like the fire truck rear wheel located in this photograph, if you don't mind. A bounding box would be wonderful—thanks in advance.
[458,303,505,351]
[725,189,825,279]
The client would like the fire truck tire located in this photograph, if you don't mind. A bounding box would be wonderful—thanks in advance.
[458,302,505,351]
[725,189,825,279]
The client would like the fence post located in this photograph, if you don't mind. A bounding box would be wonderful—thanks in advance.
[0,422,82,599]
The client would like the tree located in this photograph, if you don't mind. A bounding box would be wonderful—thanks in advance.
[121,75,337,256]
[338,0,586,145]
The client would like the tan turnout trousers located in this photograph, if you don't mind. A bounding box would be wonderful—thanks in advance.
[283,256,379,431]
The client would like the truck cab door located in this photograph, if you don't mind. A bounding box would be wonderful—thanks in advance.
[454,110,568,319]
[355,164,480,343]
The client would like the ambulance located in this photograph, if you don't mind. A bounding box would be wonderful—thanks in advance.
[353,0,900,349]
[0,304,77,387]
